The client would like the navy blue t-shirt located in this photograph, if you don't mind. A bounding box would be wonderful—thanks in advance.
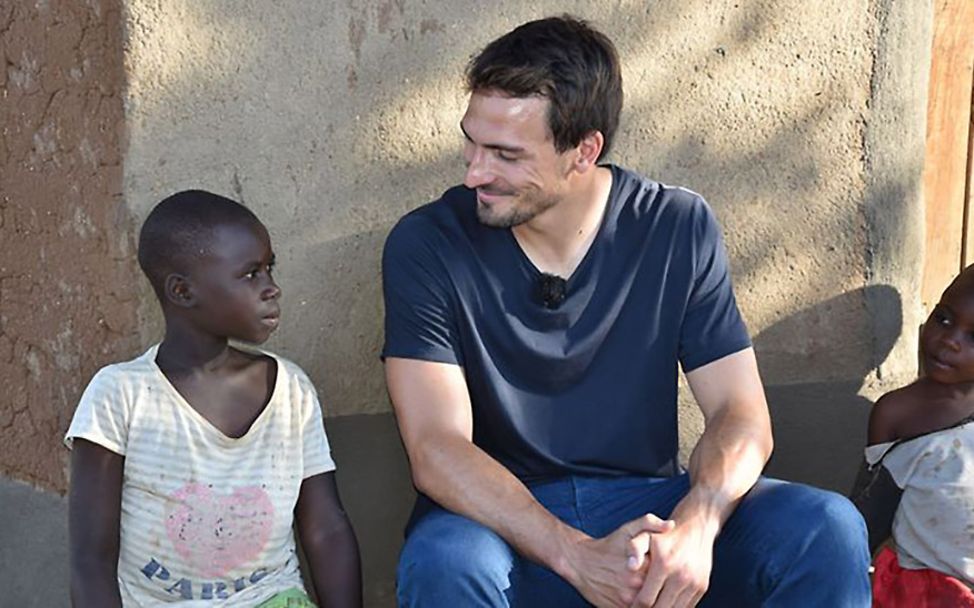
[382,165,751,483]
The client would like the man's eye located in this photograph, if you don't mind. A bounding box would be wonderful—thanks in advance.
[934,311,950,326]
[497,151,518,162]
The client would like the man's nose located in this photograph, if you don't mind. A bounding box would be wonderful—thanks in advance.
[463,147,491,189]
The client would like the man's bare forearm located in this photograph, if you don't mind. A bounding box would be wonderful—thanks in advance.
[409,432,586,578]
[674,406,772,532]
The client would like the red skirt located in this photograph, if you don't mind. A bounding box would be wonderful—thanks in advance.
[873,546,974,607]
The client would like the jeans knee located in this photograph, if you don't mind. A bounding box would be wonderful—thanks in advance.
[820,491,866,534]
[397,514,514,606]
[400,532,491,578]
[798,488,869,564]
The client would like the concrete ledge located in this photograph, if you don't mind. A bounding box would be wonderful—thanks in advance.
[1,390,871,607]
[0,477,69,607]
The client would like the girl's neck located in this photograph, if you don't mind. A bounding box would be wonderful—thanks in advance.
[157,323,233,374]
[921,375,974,401]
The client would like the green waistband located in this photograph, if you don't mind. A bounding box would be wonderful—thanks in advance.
[255,588,316,608]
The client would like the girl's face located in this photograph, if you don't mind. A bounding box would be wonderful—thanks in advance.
[922,281,974,384]
[188,221,282,345]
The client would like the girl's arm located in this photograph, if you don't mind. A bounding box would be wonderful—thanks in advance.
[849,457,902,554]
[852,390,914,553]
[295,471,362,608]
[69,439,124,608]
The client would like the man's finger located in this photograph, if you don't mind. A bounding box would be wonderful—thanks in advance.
[624,513,674,538]
[679,585,705,608]
[633,571,665,608]
[651,578,688,608]
[627,532,651,571]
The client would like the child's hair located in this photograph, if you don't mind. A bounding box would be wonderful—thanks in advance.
[137,190,261,299]
[941,264,974,302]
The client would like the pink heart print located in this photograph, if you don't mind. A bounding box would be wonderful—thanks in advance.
[165,483,275,578]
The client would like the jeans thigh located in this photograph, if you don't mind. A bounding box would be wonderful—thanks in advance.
[397,503,517,607]
[571,474,692,538]
[564,475,868,607]
[703,478,871,608]
[398,495,592,608]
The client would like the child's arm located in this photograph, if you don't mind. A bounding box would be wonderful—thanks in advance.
[69,439,124,608]
[849,390,911,553]
[849,456,902,554]
[295,471,362,608]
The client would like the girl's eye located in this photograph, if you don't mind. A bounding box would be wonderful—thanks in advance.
[933,311,950,326]
[246,262,274,280]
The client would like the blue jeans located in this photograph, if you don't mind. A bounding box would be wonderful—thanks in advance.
[397,475,870,607]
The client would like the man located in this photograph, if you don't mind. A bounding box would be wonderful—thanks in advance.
[382,15,869,608]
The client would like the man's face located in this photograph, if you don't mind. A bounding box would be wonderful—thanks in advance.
[460,91,575,228]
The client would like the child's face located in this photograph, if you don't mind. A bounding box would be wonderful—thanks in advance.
[189,221,281,344]
[921,281,974,384]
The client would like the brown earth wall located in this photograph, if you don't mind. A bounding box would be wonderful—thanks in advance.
[0,0,140,492]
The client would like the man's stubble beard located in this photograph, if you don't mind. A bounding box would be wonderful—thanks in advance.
[475,192,559,229]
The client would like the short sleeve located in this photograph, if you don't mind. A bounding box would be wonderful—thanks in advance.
[678,200,752,372]
[297,372,336,479]
[881,438,931,489]
[64,367,131,455]
[381,214,462,365]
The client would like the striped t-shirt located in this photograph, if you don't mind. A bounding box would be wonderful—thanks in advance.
[65,345,335,606]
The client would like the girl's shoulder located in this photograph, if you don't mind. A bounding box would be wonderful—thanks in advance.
[868,383,924,445]
[869,380,974,445]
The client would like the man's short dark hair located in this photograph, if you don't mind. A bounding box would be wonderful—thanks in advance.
[137,189,261,297]
[466,15,623,161]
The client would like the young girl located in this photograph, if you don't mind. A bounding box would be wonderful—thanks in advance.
[852,266,974,606]
[66,191,362,607]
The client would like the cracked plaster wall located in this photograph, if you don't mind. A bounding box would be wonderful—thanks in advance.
[0,0,931,492]
[0,0,140,491]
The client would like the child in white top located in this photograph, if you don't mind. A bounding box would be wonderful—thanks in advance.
[852,265,974,606]
[66,190,361,607]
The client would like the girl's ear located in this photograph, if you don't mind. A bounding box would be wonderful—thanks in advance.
[164,273,196,308]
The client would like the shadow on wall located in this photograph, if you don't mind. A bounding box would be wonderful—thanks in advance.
[757,284,904,493]
[117,0,894,423]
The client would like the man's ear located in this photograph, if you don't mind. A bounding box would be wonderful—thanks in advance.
[164,273,196,308]
[573,130,605,173]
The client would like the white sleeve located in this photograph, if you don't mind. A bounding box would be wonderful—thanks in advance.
[64,367,130,456]
[296,372,336,479]
[881,436,934,489]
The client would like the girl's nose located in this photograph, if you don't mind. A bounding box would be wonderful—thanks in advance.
[943,331,961,351]
[263,281,281,301]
